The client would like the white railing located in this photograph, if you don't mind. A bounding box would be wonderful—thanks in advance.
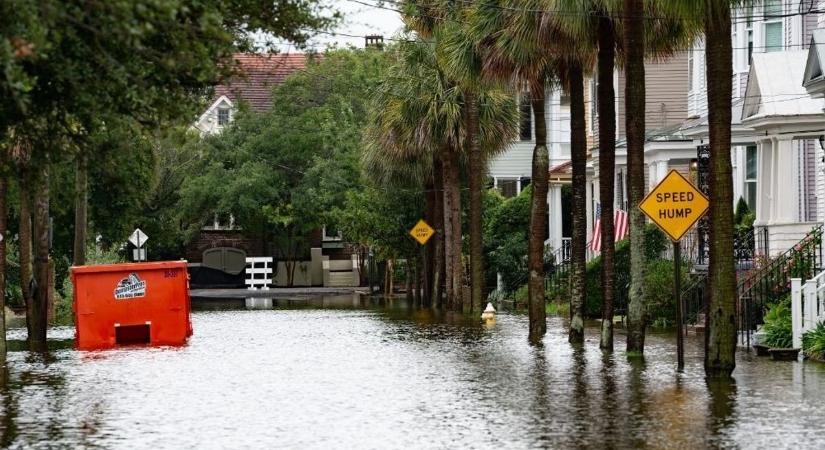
[245,257,273,290]
[791,271,825,349]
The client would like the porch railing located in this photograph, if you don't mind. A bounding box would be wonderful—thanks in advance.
[682,225,822,340]
[737,225,823,347]
[791,273,825,349]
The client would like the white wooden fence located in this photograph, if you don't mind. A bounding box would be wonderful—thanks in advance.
[245,257,273,290]
[791,272,825,348]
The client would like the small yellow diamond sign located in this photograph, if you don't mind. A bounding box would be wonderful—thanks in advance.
[409,219,435,245]
[639,169,710,242]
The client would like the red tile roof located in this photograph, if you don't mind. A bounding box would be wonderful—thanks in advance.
[214,53,311,112]
[549,160,572,174]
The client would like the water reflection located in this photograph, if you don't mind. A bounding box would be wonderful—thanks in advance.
[0,301,823,448]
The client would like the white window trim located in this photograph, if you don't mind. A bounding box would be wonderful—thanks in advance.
[322,226,343,242]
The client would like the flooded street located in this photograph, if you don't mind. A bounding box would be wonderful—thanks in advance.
[2,296,825,449]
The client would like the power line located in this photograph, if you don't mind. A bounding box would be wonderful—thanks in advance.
[346,0,825,25]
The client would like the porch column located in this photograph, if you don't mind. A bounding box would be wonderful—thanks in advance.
[655,160,668,182]
[516,177,522,195]
[547,185,562,251]
[754,138,772,227]
[648,162,658,190]
[773,136,798,224]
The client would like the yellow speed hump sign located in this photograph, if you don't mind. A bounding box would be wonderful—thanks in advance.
[409,219,435,245]
[639,169,709,242]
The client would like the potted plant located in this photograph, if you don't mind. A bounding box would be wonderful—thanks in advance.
[761,298,800,360]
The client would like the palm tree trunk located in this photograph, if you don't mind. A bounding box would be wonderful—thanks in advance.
[569,62,588,344]
[423,181,435,307]
[467,90,484,314]
[528,86,548,343]
[73,152,88,266]
[30,163,50,351]
[19,172,33,339]
[432,155,445,309]
[0,174,8,359]
[442,146,462,311]
[704,3,736,378]
[598,16,617,351]
[625,0,647,353]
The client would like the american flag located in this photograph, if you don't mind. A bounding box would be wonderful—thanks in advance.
[590,208,629,253]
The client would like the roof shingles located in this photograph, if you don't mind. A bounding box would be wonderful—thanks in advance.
[214,53,310,112]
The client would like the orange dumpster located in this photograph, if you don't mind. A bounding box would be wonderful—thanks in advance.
[71,261,193,350]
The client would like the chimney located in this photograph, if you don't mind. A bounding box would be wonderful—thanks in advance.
[365,35,384,50]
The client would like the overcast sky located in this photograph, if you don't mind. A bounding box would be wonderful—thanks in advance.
[302,0,405,51]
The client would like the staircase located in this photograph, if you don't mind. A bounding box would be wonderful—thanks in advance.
[736,225,823,346]
[681,225,823,343]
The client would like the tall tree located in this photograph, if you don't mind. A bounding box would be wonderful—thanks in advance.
[624,0,647,353]
[73,152,87,266]
[367,38,517,311]
[703,1,737,378]
[661,0,737,378]
[405,1,503,313]
[597,14,618,351]
[2,0,335,348]
[568,61,588,343]
[470,0,555,341]
[0,152,8,359]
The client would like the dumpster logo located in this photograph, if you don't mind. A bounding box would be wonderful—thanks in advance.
[114,273,147,300]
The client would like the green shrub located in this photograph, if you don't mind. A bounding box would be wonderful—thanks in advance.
[761,297,793,348]
[583,224,668,317]
[513,284,529,304]
[802,321,825,360]
[484,187,530,293]
[644,259,690,325]
[734,197,751,227]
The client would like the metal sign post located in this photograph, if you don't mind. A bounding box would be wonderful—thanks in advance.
[640,170,709,372]
[129,228,149,262]
[674,240,683,371]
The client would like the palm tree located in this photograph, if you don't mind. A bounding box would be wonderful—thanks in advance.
[596,12,618,351]
[436,21,486,314]
[660,0,736,377]
[621,0,698,353]
[366,38,517,311]
[0,149,8,358]
[404,0,508,313]
[623,0,648,353]
[469,0,555,341]
[74,152,88,266]
[568,60,589,344]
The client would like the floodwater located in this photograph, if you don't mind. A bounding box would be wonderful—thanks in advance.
[2,295,825,449]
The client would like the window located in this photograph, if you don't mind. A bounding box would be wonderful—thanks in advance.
[519,93,532,141]
[745,145,758,211]
[498,179,518,198]
[217,107,230,126]
[763,0,783,53]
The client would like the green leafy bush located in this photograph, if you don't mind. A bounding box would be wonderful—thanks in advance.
[761,297,793,348]
[802,321,825,360]
[582,224,668,317]
[484,187,531,294]
[644,259,690,326]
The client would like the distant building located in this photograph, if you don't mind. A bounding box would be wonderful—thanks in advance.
[192,53,311,135]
